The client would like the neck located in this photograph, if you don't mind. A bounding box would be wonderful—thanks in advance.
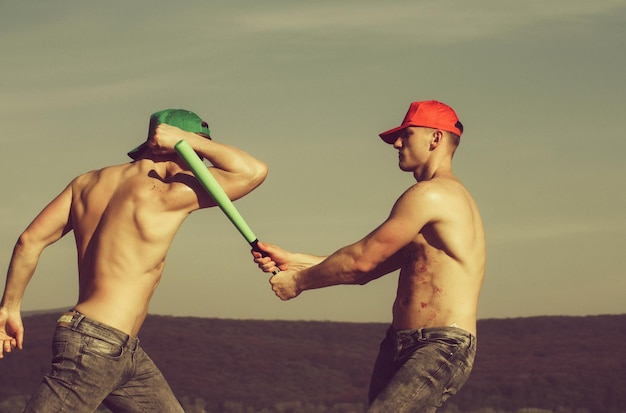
[413,158,453,182]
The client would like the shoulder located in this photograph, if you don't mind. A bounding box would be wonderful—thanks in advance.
[70,164,124,185]
[410,175,467,199]
[392,176,469,220]
[399,178,452,205]
[388,182,440,223]
[67,169,97,195]
[69,164,153,203]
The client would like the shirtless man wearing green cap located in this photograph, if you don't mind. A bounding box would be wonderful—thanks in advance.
[0,109,268,412]
[253,101,486,413]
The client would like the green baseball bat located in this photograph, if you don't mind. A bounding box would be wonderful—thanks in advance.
[174,140,278,272]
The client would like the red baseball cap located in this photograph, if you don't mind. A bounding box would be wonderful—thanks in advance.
[379,100,463,144]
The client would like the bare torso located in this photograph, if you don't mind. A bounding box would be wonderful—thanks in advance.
[390,177,486,335]
[70,161,195,336]
[0,126,266,355]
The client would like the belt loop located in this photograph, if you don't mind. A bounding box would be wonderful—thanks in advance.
[70,312,85,329]
[126,336,139,353]
[57,310,84,329]
[417,328,426,341]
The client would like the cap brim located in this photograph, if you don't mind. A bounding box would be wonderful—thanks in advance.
[127,142,148,160]
[379,125,406,144]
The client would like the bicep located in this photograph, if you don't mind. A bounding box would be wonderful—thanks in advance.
[359,187,435,263]
[208,166,264,203]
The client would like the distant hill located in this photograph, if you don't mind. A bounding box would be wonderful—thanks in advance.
[1,313,624,413]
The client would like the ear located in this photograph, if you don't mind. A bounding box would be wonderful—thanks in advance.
[429,130,444,150]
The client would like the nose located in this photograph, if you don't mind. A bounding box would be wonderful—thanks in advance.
[392,136,403,148]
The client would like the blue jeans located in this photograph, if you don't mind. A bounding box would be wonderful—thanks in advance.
[24,310,184,413]
[367,326,476,413]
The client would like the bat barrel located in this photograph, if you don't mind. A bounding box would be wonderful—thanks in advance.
[175,140,279,274]
[175,140,257,243]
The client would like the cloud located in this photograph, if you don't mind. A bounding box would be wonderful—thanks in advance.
[0,77,159,114]
[235,0,626,44]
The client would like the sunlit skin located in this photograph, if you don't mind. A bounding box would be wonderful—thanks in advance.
[254,126,486,335]
[0,124,268,358]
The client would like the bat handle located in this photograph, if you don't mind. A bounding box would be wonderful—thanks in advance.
[250,239,280,275]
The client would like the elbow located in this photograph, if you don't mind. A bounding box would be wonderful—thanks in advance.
[14,231,41,257]
[352,258,378,285]
[249,161,269,189]
[16,230,34,250]
[227,161,269,202]
[257,161,269,183]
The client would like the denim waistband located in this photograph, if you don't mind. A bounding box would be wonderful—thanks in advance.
[56,309,139,351]
[387,325,475,346]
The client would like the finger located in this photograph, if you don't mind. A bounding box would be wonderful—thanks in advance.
[256,257,277,273]
[1,340,11,356]
[255,241,275,255]
[262,262,278,273]
[16,332,23,350]
[269,276,280,290]
[253,255,269,264]
[272,288,285,301]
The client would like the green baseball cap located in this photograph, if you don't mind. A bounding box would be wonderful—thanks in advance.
[127,109,211,159]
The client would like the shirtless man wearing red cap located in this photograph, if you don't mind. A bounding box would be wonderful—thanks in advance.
[253,100,486,412]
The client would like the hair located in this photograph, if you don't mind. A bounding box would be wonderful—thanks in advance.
[445,131,461,158]
[447,131,461,148]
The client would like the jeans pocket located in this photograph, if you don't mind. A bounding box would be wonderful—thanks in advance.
[82,335,124,359]
[49,331,80,382]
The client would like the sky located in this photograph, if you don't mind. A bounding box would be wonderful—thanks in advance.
[1,1,625,324]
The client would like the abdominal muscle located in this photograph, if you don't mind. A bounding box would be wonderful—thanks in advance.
[391,255,479,336]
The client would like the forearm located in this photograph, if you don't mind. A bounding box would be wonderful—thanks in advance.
[184,132,267,182]
[297,246,368,291]
[296,243,404,292]
[2,185,71,311]
[285,252,327,272]
[1,239,41,311]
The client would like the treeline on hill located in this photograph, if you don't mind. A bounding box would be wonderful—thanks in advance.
[0,313,624,413]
